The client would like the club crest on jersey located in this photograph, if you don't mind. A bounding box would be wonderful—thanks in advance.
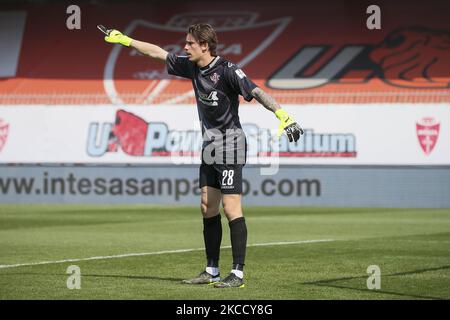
[198,91,219,106]
[210,73,220,85]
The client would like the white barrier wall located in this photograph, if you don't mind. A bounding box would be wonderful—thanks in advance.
[0,104,449,165]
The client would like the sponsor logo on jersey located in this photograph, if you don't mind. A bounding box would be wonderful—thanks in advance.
[416,117,440,155]
[198,91,219,106]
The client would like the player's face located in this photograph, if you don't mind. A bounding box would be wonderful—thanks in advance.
[184,33,207,62]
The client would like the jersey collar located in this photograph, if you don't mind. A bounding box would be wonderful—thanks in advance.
[199,56,221,75]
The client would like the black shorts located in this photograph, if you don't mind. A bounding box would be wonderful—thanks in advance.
[199,163,244,194]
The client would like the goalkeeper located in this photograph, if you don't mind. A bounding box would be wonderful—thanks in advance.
[102,23,303,288]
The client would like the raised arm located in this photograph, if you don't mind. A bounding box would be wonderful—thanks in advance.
[129,39,168,61]
[251,87,304,142]
[104,29,168,62]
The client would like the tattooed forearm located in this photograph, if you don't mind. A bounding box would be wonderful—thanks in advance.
[251,87,280,113]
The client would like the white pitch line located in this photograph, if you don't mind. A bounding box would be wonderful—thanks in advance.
[0,239,334,270]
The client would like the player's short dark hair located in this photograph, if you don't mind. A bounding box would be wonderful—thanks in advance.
[188,23,218,56]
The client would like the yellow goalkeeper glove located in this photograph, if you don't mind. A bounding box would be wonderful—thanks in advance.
[275,109,304,142]
[104,29,133,47]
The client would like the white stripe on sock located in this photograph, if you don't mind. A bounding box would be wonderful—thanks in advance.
[231,269,244,279]
[205,267,220,276]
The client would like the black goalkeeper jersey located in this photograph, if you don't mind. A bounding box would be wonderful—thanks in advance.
[166,53,257,152]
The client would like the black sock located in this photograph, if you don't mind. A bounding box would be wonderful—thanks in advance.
[203,214,222,269]
[229,217,247,271]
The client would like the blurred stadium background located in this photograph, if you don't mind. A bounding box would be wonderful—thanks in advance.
[0,0,449,300]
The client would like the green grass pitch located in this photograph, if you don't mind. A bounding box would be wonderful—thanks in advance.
[0,205,449,300]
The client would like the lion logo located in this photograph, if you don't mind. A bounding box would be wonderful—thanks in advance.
[370,27,450,88]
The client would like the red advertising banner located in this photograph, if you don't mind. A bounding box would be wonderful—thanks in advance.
[0,1,449,104]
